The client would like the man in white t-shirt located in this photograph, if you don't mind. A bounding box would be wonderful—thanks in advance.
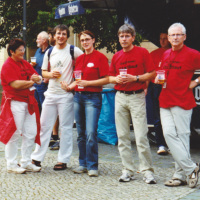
[31,24,83,170]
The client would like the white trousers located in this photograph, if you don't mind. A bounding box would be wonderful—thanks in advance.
[5,100,37,168]
[31,93,74,163]
[160,107,196,181]
[115,91,154,176]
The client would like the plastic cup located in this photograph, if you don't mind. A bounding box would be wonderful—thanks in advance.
[119,68,127,78]
[57,71,62,78]
[156,70,165,84]
[74,70,84,89]
[30,57,36,65]
[74,70,82,81]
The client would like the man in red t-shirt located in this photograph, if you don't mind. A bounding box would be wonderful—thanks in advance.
[156,23,200,188]
[109,24,156,184]
[148,32,170,155]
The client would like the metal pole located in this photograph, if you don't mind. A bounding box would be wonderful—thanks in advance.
[23,0,26,59]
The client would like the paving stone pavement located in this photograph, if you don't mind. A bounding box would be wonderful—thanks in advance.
[0,129,200,200]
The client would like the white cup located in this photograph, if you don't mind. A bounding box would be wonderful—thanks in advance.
[119,68,127,78]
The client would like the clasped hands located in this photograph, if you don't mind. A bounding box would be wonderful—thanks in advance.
[30,74,41,83]
[115,74,135,84]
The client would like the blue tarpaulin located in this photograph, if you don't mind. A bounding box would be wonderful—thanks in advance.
[55,0,85,19]
[97,88,118,145]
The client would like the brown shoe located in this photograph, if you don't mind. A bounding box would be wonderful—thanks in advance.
[53,163,67,171]
[32,159,41,167]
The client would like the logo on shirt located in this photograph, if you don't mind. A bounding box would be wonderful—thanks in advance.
[87,63,94,68]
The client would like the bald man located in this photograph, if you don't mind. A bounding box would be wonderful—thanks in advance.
[33,31,51,112]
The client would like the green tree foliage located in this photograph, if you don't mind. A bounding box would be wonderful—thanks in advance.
[0,0,143,53]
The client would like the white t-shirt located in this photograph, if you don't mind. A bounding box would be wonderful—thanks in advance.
[42,43,83,95]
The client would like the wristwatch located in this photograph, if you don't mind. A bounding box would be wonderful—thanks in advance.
[136,75,139,82]
[195,78,199,84]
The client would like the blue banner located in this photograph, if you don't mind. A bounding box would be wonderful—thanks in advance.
[55,0,85,19]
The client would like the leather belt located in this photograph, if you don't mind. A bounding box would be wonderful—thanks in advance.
[118,89,144,95]
[76,91,99,94]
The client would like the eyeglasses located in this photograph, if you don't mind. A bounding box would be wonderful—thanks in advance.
[17,48,25,52]
[168,34,185,38]
[80,38,92,43]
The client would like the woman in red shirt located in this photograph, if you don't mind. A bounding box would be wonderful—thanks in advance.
[61,30,109,177]
[0,38,42,174]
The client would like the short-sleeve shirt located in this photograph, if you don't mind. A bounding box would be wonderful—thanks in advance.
[42,43,83,95]
[109,46,155,91]
[74,50,109,92]
[1,57,38,97]
[159,45,200,110]
[151,48,166,71]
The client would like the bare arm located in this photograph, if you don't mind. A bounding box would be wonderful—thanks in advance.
[109,71,156,84]
[61,81,77,92]
[10,80,34,90]
[189,76,200,89]
[123,70,156,83]
[42,70,61,79]
[77,76,109,87]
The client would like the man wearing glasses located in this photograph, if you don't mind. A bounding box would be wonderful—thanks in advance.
[156,23,200,188]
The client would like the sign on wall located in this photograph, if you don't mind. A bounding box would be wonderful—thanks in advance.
[55,0,85,19]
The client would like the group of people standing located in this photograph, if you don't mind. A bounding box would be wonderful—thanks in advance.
[0,22,200,188]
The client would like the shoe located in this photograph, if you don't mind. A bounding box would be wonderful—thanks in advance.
[53,163,67,171]
[73,166,87,174]
[7,165,26,174]
[157,146,168,155]
[49,136,56,147]
[165,178,187,187]
[188,163,200,188]
[143,174,157,184]
[88,170,98,177]
[119,172,134,182]
[23,163,41,172]
[32,159,41,167]
[50,140,60,150]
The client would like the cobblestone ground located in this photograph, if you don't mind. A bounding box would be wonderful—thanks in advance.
[0,129,200,200]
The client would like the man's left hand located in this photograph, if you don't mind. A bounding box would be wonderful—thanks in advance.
[122,74,135,84]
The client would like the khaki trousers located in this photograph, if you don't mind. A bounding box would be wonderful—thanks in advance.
[115,91,154,176]
[160,107,196,181]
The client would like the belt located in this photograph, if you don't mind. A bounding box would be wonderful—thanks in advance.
[75,91,99,94]
[118,89,144,95]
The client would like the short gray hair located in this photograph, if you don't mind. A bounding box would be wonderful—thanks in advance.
[118,24,136,36]
[168,23,186,35]
[38,31,49,40]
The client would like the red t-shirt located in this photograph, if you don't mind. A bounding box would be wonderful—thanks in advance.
[159,45,200,110]
[151,48,167,71]
[1,57,38,98]
[74,50,109,92]
[109,46,155,91]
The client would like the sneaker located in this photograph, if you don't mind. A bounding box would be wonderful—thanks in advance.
[73,166,87,174]
[188,163,200,188]
[23,163,41,172]
[50,140,60,150]
[7,165,26,174]
[88,170,98,177]
[143,174,157,184]
[119,172,134,182]
[157,146,168,155]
